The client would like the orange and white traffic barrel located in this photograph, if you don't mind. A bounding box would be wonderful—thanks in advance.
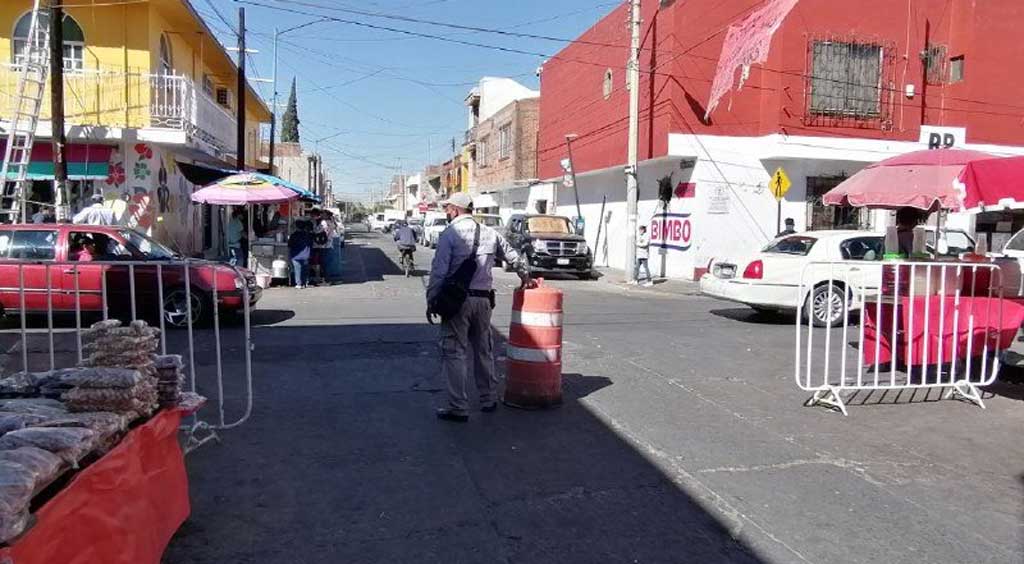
[504,279,563,409]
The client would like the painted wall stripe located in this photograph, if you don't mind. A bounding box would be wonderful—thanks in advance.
[506,345,560,363]
[511,310,563,327]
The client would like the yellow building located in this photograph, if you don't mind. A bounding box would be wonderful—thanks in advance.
[0,1,272,255]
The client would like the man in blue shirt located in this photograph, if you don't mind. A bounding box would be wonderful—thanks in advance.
[428,193,533,422]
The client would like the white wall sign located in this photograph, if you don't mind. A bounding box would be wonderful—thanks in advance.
[707,186,730,214]
[919,126,966,149]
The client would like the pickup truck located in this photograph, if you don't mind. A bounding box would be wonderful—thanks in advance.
[0,224,259,328]
[503,214,594,279]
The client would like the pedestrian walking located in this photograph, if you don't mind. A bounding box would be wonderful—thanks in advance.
[226,208,245,267]
[635,225,652,286]
[777,218,797,237]
[288,221,313,288]
[427,192,534,422]
[72,194,116,226]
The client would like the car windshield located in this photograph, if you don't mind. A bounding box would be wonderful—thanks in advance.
[926,230,975,255]
[120,229,177,259]
[763,235,817,255]
[527,217,570,234]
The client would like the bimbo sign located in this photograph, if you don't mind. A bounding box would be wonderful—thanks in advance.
[650,212,693,252]
[920,126,966,149]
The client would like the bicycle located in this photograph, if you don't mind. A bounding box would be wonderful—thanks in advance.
[399,247,416,277]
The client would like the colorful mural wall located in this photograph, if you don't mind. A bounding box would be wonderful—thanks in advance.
[99,143,201,256]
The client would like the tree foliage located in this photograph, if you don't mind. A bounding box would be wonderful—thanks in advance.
[280,77,300,143]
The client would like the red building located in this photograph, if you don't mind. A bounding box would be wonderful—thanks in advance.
[539,0,1024,279]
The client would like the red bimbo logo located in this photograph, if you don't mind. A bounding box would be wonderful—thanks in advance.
[650,213,692,252]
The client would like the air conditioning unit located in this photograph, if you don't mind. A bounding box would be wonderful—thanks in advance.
[216,87,233,108]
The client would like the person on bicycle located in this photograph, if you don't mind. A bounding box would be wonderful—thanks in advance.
[394,219,417,268]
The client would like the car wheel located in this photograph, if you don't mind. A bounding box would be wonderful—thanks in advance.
[805,284,846,328]
[163,288,210,328]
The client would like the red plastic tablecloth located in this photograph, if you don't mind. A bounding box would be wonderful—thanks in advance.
[0,408,189,564]
[862,296,1024,366]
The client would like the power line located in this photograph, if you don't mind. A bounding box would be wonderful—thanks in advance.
[244,0,1024,119]
[203,0,237,37]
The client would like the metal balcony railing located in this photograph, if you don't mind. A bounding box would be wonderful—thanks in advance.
[0,64,241,155]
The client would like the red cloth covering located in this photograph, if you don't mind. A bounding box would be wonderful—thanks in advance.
[958,154,1024,212]
[0,408,189,564]
[862,296,1024,366]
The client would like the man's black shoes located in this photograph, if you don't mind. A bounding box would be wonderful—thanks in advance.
[436,408,469,422]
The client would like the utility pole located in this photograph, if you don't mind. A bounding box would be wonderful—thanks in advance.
[235,7,246,171]
[624,0,641,283]
[268,26,279,171]
[565,134,582,231]
[50,2,69,222]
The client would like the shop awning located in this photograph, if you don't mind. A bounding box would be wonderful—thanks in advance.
[176,161,237,186]
[0,142,112,180]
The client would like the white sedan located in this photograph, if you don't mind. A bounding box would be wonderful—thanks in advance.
[423,217,448,248]
[700,230,885,327]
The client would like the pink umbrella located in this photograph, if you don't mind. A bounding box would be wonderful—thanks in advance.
[191,173,300,205]
[957,155,1024,212]
[822,149,995,211]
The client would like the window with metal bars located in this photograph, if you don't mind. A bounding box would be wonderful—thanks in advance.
[808,40,883,118]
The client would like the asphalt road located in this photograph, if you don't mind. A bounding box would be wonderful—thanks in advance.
[164,227,1024,564]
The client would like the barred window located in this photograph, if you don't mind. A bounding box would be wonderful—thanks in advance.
[498,124,512,159]
[809,40,883,118]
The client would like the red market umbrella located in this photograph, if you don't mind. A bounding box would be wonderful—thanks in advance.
[957,155,1024,212]
[822,149,995,211]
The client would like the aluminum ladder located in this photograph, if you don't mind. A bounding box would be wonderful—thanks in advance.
[0,0,52,224]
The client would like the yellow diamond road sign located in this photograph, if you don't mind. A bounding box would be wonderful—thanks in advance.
[771,167,791,201]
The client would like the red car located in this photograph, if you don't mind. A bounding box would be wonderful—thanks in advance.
[0,224,260,328]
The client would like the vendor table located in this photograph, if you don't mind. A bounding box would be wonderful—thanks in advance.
[862,295,1024,367]
[0,408,189,564]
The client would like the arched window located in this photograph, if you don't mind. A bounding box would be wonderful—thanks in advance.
[12,11,85,70]
[603,69,614,100]
[159,34,174,75]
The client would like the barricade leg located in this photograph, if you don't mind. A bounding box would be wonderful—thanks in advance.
[806,386,848,416]
[945,380,986,409]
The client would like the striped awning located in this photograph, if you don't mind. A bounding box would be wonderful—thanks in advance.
[1,143,112,180]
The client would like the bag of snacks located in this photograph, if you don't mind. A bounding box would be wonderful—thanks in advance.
[58,368,143,390]
[0,428,96,465]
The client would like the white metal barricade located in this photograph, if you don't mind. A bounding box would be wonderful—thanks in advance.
[795,260,1006,415]
[0,258,255,451]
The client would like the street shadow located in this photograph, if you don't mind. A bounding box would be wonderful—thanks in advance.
[164,321,766,564]
[250,309,296,327]
[984,379,1024,402]
[711,307,795,325]
[339,242,404,284]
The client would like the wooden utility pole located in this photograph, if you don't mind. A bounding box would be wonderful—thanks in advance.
[50,3,69,221]
[235,7,246,171]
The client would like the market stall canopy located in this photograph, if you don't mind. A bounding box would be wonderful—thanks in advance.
[251,172,320,202]
[957,155,1024,213]
[822,149,995,211]
[192,173,301,205]
[0,142,111,180]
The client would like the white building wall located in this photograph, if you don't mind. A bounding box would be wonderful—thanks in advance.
[477,77,539,123]
[542,131,1024,281]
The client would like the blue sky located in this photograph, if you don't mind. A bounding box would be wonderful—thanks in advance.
[191,0,621,202]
